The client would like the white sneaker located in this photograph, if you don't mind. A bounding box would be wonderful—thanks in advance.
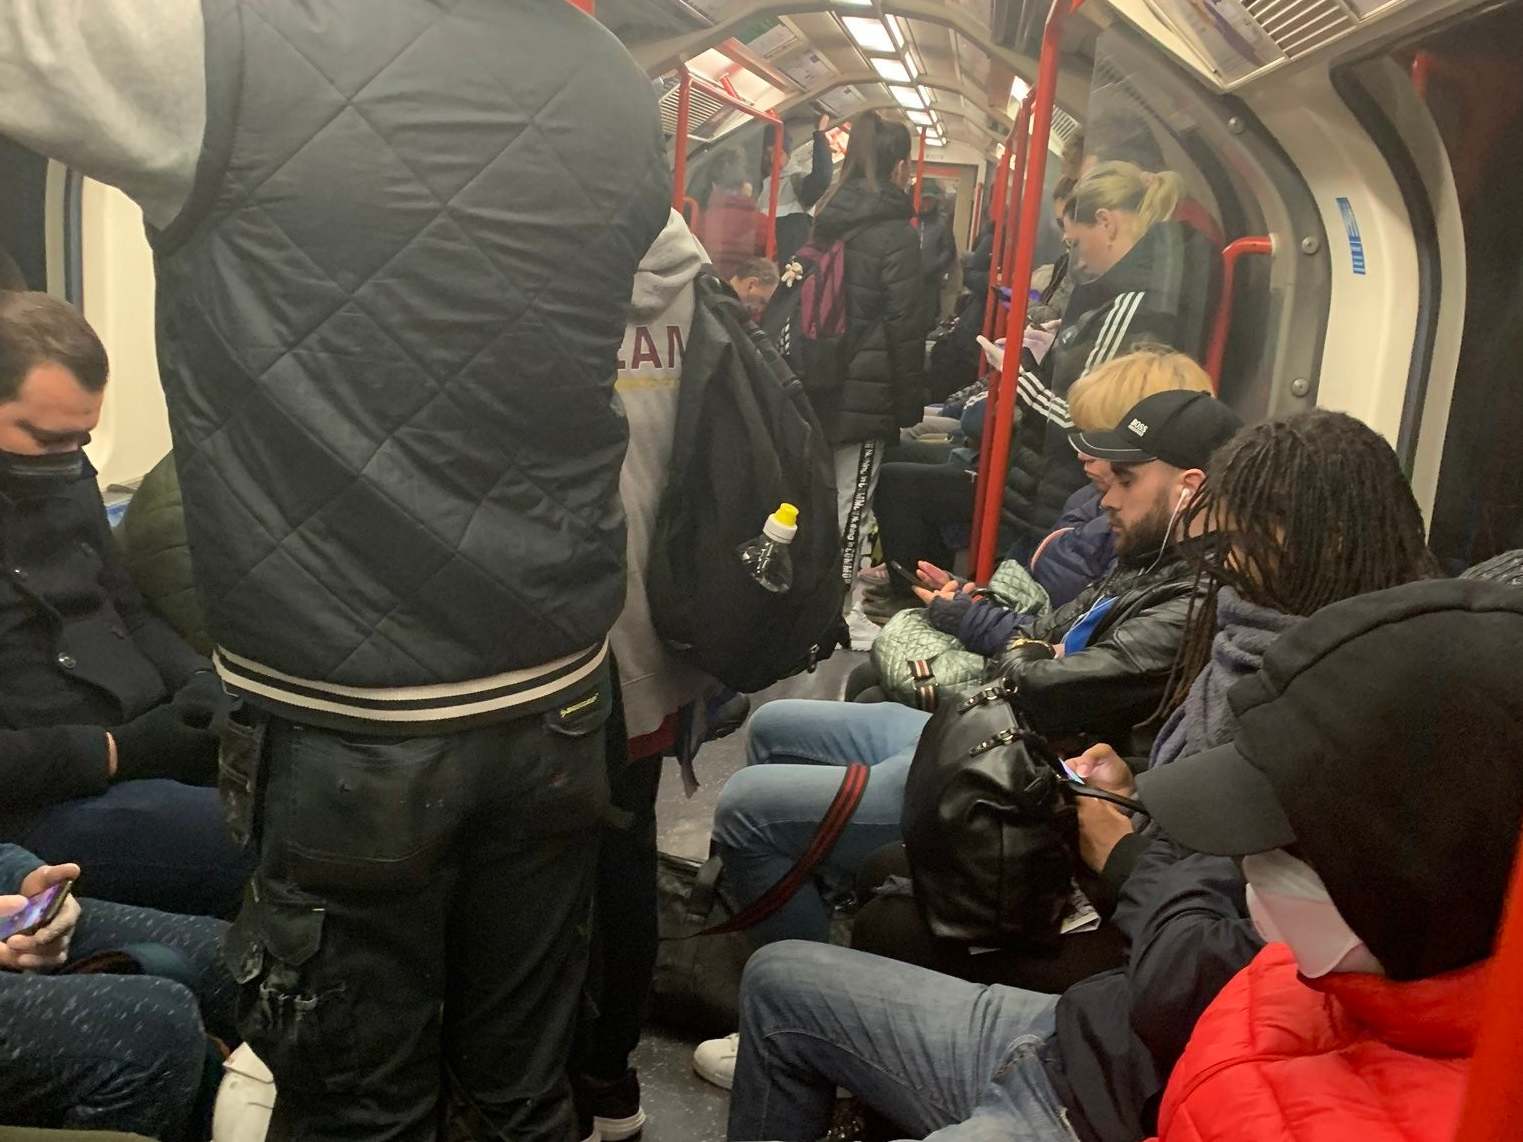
[692,1032,741,1090]
[845,603,882,652]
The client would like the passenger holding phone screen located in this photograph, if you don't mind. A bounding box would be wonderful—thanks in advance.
[0,843,236,1141]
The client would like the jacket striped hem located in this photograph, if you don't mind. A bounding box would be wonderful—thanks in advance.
[213,641,609,726]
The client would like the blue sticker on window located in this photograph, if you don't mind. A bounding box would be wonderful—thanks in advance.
[1336,196,1366,276]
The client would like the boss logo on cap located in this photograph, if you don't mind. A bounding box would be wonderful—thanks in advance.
[1129,418,1149,436]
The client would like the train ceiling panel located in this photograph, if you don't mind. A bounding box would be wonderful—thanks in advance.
[596,0,696,47]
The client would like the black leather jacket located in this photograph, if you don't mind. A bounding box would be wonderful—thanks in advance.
[989,546,1201,755]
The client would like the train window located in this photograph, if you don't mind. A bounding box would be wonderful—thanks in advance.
[0,137,51,291]
[1072,26,1329,424]
[1370,4,1523,568]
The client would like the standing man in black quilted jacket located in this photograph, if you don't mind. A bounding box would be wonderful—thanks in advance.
[0,3,671,1139]
[808,111,929,604]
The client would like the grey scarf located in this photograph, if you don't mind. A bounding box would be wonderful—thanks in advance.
[1149,586,1301,769]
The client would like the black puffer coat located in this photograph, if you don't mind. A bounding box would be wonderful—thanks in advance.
[810,181,929,445]
[1003,221,1219,555]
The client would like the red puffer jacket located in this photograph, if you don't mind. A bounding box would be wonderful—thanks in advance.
[1151,943,1485,1142]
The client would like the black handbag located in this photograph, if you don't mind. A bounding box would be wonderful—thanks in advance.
[650,762,869,1036]
[901,682,1078,947]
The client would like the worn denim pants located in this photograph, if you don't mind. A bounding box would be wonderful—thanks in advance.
[0,899,234,1142]
[711,699,930,946]
[728,941,1077,1142]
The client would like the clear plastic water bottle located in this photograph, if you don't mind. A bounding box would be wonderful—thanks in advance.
[737,502,798,594]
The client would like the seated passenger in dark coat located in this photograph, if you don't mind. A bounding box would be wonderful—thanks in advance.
[0,292,248,917]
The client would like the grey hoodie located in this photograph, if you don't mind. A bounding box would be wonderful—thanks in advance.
[0,1,203,229]
[612,211,714,743]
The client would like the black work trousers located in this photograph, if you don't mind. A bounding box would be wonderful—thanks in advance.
[220,682,610,1142]
[575,749,663,1081]
[873,460,975,574]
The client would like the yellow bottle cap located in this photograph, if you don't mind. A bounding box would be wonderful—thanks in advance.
[774,502,799,528]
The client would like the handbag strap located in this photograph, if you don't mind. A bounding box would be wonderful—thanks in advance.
[696,761,871,937]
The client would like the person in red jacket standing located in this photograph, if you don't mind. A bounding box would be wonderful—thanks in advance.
[1135,576,1523,1142]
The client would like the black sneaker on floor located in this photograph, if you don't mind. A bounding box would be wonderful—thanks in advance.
[576,1070,646,1141]
[577,1106,601,1142]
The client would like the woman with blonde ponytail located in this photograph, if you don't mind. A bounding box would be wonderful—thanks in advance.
[997,157,1218,565]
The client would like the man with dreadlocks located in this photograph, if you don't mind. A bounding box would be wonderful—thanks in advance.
[1065,408,1439,885]
[724,408,1444,1142]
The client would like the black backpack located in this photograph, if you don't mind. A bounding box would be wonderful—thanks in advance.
[901,682,1077,946]
[646,274,845,694]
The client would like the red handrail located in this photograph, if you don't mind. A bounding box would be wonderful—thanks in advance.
[763,121,783,259]
[670,66,786,259]
[999,99,1034,291]
[565,0,594,10]
[969,98,1034,564]
[671,70,692,212]
[1203,236,1273,393]
[971,0,1081,584]
[1411,50,1433,101]
[1456,825,1523,1141]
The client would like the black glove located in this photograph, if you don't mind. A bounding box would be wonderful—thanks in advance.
[926,592,974,636]
[173,669,236,732]
[111,702,219,786]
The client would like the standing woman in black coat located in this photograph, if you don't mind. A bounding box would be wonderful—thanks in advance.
[809,111,929,591]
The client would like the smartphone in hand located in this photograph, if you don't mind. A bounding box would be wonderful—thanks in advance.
[0,881,73,941]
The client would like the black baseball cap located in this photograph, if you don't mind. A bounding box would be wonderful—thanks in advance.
[1137,578,1523,980]
[1068,390,1242,470]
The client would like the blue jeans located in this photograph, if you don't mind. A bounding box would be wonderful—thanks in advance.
[729,942,1077,1142]
[17,779,253,918]
[0,898,234,1141]
[712,699,930,946]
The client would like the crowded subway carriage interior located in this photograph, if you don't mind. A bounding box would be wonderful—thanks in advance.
[2,0,1523,1140]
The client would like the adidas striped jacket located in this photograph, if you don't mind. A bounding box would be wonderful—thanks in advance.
[1003,220,1219,554]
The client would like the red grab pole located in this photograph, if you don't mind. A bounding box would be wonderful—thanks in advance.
[972,0,1080,584]
[672,68,692,212]
[1456,826,1523,1142]
[765,122,785,259]
[1203,236,1273,392]
[1000,96,1034,292]
[969,97,1033,571]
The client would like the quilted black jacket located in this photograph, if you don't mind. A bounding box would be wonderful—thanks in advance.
[810,181,929,445]
[149,0,671,728]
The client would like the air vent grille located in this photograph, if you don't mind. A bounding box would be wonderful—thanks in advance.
[1244,0,1357,58]
[658,80,730,138]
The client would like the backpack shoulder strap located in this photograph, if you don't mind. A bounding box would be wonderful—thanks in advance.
[696,761,870,936]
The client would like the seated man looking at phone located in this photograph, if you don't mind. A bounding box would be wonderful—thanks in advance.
[0,292,248,916]
[693,391,1241,1088]
[0,843,234,1140]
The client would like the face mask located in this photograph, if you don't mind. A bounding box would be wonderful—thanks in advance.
[0,448,85,482]
[1243,849,1384,978]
